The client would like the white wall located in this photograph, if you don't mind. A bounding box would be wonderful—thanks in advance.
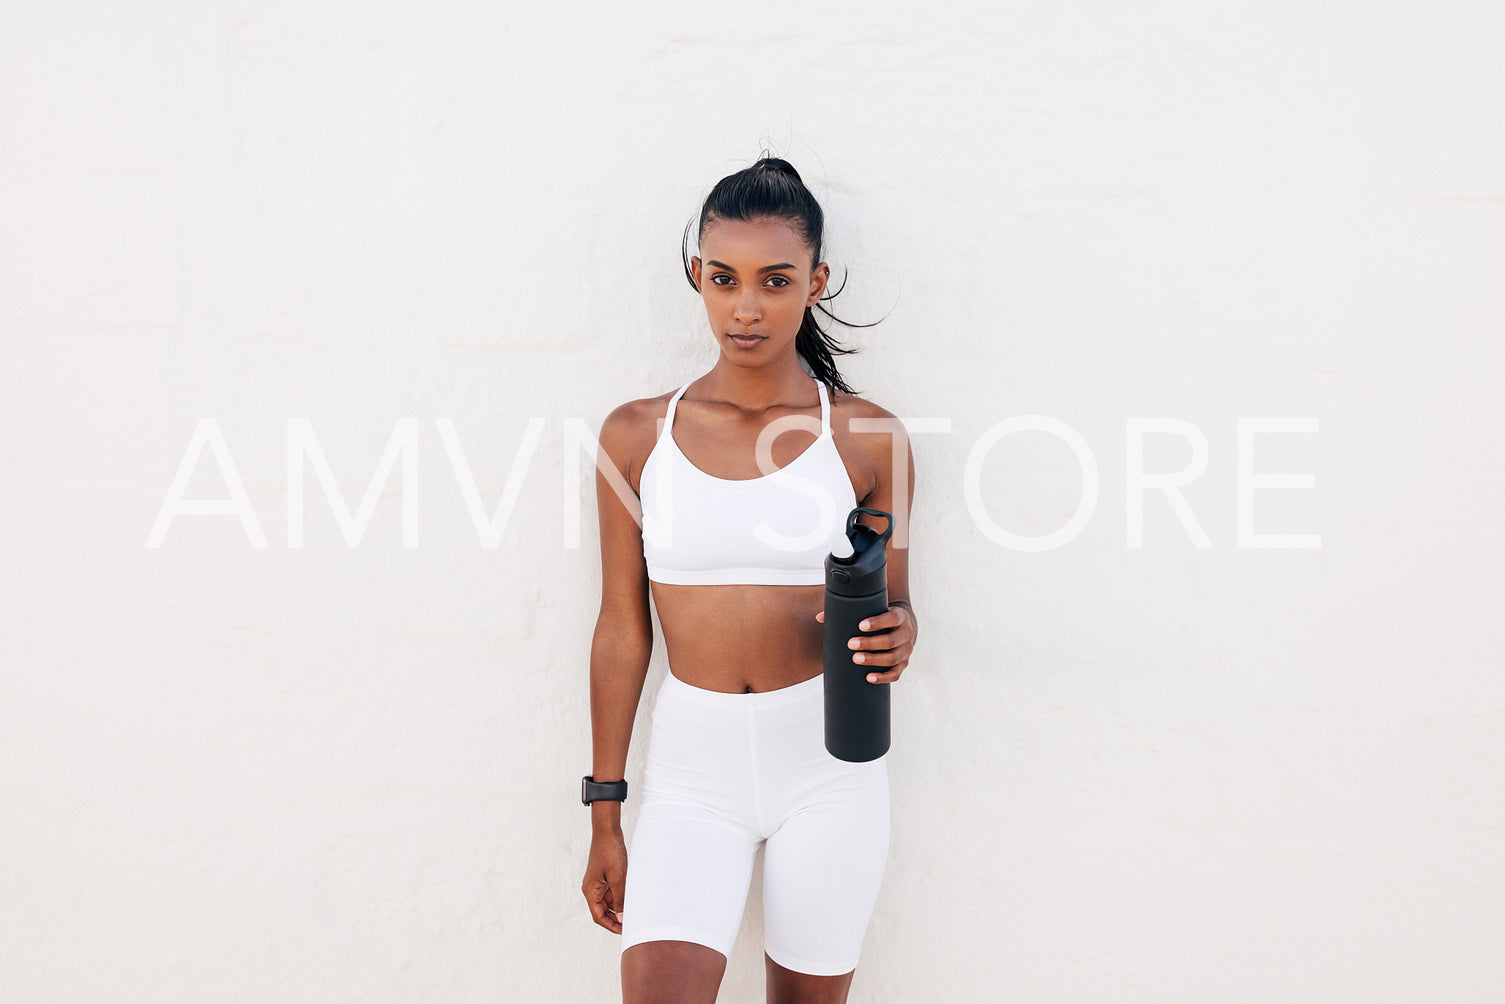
[2,1,1502,1001]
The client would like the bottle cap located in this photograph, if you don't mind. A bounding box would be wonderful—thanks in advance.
[825,507,893,597]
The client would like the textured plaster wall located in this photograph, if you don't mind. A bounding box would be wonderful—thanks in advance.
[2,1,1502,1002]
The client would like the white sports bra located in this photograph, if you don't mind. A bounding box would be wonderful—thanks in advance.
[639,376,859,585]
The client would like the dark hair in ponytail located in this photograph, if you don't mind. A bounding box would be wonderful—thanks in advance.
[681,154,882,398]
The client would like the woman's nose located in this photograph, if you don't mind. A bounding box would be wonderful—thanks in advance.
[734,292,761,323]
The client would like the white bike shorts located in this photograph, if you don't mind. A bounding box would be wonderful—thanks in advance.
[619,667,891,977]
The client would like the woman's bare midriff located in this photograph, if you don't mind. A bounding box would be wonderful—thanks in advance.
[650,580,826,693]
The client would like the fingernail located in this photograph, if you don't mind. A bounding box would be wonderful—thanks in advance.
[867,674,878,683]
[854,653,865,662]
[859,620,870,630]
[848,638,860,649]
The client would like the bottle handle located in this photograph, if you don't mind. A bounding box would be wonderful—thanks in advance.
[845,507,894,547]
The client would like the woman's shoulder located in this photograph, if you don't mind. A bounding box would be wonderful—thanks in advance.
[828,387,906,438]
[822,387,914,528]
[827,386,912,501]
[596,385,682,486]
[600,384,680,438]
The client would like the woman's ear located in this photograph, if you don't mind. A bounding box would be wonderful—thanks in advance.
[690,255,702,293]
[807,261,830,306]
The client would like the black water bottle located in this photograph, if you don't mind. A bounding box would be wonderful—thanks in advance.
[824,506,895,763]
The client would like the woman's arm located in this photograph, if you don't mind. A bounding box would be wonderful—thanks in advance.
[582,402,653,934]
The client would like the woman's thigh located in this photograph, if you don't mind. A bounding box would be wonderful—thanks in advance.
[760,759,891,977]
[620,797,762,959]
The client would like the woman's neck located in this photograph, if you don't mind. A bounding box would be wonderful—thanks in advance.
[701,359,815,412]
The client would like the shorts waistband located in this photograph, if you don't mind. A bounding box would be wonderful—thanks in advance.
[662,667,823,710]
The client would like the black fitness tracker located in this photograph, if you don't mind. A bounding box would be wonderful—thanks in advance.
[581,775,628,805]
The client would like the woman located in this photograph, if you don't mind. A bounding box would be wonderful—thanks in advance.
[582,156,919,1004]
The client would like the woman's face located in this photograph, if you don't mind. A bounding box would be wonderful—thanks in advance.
[690,216,830,365]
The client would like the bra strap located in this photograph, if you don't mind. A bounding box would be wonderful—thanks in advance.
[662,382,690,440]
[816,379,831,436]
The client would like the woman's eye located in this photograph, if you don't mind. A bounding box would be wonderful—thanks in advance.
[709,273,790,287]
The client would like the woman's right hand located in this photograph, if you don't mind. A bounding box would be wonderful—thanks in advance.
[582,829,628,934]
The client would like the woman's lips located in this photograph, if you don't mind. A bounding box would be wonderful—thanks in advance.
[729,334,765,347]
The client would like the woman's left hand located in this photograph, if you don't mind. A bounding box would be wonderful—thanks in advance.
[815,603,918,684]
